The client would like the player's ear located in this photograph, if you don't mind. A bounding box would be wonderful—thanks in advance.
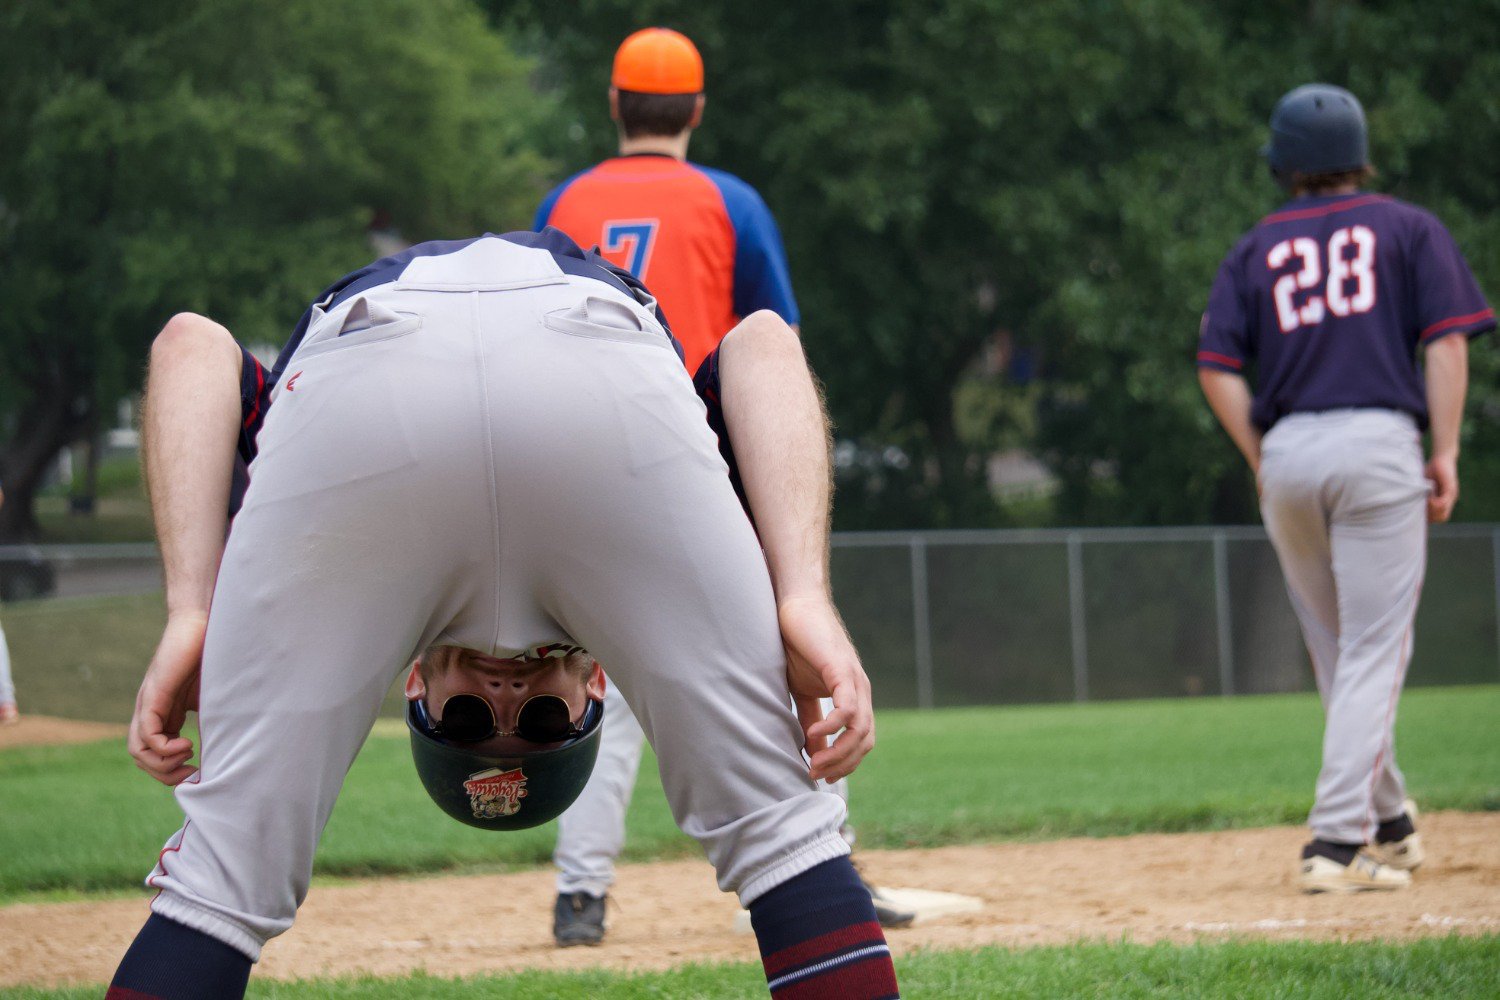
[404,662,426,702]
[586,660,606,702]
[608,87,621,122]
[689,93,705,129]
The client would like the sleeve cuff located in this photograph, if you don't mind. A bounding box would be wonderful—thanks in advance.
[1420,308,1495,343]
[238,346,268,431]
[1196,351,1244,372]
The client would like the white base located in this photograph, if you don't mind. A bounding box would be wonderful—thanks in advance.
[733,886,983,934]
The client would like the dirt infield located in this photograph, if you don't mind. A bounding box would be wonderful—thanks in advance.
[0,714,126,749]
[3,812,1496,988]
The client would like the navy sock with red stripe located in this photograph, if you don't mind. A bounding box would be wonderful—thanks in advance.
[107,914,251,1000]
[748,857,899,999]
[1376,812,1414,843]
[1303,839,1362,866]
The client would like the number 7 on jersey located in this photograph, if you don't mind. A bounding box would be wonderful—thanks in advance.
[602,220,660,279]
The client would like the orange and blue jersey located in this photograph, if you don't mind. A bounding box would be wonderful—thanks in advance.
[534,153,799,375]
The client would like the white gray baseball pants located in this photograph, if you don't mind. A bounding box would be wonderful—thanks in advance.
[1258,409,1428,844]
[144,238,849,960]
[0,617,13,706]
[554,687,850,898]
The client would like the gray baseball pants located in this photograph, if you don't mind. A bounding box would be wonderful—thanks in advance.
[0,617,13,706]
[554,686,850,898]
[145,238,849,960]
[1258,409,1428,844]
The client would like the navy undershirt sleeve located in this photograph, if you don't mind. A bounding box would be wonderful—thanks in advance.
[693,346,752,524]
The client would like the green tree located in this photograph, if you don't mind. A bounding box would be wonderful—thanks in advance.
[501,0,1497,528]
[499,0,1256,526]
[1038,0,1500,525]
[0,0,555,540]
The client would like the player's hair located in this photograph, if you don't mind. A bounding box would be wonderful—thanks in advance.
[1292,164,1376,195]
[417,645,595,683]
[616,89,699,139]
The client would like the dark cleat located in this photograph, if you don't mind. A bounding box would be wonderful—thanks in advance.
[553,891,607,947]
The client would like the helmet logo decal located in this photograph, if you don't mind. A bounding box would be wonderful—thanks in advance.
[463,767,529,819]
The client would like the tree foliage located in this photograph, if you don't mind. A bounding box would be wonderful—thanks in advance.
[4,1,1495,535]
[499,0,1499,527]
[0,0,556,539]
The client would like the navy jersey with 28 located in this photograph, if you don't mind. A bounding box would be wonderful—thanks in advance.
[1197,192,1494,430]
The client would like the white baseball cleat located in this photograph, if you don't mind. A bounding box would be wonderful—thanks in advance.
[1300,851,1411,893]
[1369,799,1425,871]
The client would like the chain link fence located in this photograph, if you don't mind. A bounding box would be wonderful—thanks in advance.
[3,527,1498,719]
[833,524,1500,708]
[0,543,162,603]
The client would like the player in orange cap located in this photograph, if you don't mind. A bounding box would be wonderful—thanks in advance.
[536,27,916,953]
[535,27,799,377]
[611,26,704,95]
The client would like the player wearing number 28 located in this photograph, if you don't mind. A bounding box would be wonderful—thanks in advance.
[1198,84,1493,893]
[533,28,799,377]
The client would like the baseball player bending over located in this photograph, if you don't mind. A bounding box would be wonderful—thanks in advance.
[1198,84,1492,893]
[109,230,899,999]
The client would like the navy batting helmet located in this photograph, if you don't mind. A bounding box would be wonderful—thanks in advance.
[407,696,603,831]
[1263,83,1369,185]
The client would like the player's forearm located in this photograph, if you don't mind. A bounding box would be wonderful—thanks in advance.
[1424,335,1468,460]
[142,314,244,619]
[718,311,834,602]
[1198,369,1262,473]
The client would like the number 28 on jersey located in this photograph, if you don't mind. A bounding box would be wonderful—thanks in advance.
[1267,226,1377,334]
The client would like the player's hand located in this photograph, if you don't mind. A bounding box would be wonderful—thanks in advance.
[129,612,207,786]
[1425,453,1459,524]
[778,593,875,783]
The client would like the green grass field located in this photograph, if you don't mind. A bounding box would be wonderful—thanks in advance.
[1,593,167,725]
[2,686,1496,901]
[1,594,419,725]
[3,688,1495,994]
[2,938,1497,999]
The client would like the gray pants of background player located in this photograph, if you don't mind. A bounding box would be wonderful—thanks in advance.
[555,686,850,898]
[1258,409,1428,845]
[0,617,13,706]
[144,238,848,960]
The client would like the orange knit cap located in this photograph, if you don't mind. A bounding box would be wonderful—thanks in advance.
[611,28,704,95]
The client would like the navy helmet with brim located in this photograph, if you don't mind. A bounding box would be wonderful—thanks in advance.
[407,697,603,831]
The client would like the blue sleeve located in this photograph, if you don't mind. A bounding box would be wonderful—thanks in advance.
[1410,212,1495,345]
[231,343,272,516]
[1196,247,1252,373]
[697,167,800,326]
[533,168,594,233]
[238,344,271,465]
[693,346,751,523]
[533,182,566,232]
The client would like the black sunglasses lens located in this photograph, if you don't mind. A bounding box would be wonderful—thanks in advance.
[440,694,495,742]
[517,696,574,742]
